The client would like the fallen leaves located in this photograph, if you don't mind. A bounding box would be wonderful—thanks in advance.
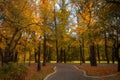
[25,65,53,80]
[79,65,117,76]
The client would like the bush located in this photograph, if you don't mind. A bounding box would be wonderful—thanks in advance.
[0,63,28,80]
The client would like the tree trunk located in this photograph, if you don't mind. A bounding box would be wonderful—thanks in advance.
[3,49,12,64]
[104,32,109,64]
[63,49,66,63]
[118,58,120,72]
[53,2,59,63]
[14,51,18,62]
[112,44,115,64]
[97,44,100,64]
[43,34,46,66]
[0,49,3,66]
[37,42,41,71]
[56,40,59,63]
[82,36,85,63]
[90,43,97,66]
[60,47,63,63]
[116,30,120,72]
[47,47,51,63]
[34,50,38,63]
[79,45,82,64]
[24,52,26,65]
[29,49,31,66]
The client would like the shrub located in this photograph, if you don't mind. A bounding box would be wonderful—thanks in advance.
[0,62,28,80]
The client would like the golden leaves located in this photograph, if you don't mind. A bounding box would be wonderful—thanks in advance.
[0,41,6,49]
[75,26,88,34]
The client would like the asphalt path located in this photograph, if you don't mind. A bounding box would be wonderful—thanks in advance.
[44,64,100,80]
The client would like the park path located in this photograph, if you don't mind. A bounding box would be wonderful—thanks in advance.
[44,64,101,80]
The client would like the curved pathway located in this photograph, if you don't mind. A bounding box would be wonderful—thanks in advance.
[44,64,101,80]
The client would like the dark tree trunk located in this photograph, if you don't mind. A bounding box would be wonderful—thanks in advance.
[79,45,82,64]
[60,47,63,63]
[29,49,31,66]
[1,53,3,66]
[34,50,38,63]
[0,49,3,66]
[24,52,26,65]
[112,48,115,64]
[47,47,51,63]
[46,48,49,63]
[3,49,13,64]
[90,43,97,66]
[37,42,41,71]
[104,32,109,64]
[14,51,18,62]
[116,30,120,72]
[115,46,120,72]
[97,44,100,63]
[63,49,66,63]
[112,43,115,64]
[118,58,120,72]
[82,36,85,63]
[53,2,59,63]
[43,34,46,66]
[56,40,59,63]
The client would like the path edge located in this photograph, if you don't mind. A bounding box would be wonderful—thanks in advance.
[44,66,57,80]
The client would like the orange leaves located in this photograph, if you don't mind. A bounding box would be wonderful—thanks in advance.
[39,0,52,17]
[71,26,88,35]
[26,66,53,80]
[76,26,88,34]
[79,65,117,76]
[0,41,6,49]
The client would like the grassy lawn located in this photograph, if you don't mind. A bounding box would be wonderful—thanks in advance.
[68,61,118,64]
[16,60,118,64]
[25,65,53,80]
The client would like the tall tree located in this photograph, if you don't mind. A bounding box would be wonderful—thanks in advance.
[39,0,53,66]
[0,0,41,64]
[98,0,120,71]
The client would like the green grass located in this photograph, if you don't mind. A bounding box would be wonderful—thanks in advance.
[50,61,118,64]
[1,60,117,65]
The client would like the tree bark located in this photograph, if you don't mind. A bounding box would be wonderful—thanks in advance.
[43,34,46,66]
[60,47,63,63]
[34,49,38,63]
[47,47,51,63]
[90,43,97,66]
[116,30,120,72]
[0,49,3,66]
[63,49,66,63]
[23,51,26,65]
[97,44,100,63]
[82,36,85,63]
[37,42,41,71]
[53,2,59,63]
[104,32,109,64]
[79,45,82,64]
[112,43,115,64]
[29,49,31,66]
[14,51,18,62]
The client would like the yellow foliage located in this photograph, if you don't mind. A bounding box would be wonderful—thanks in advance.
[0,42,6,49]
[76,26,88,34]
